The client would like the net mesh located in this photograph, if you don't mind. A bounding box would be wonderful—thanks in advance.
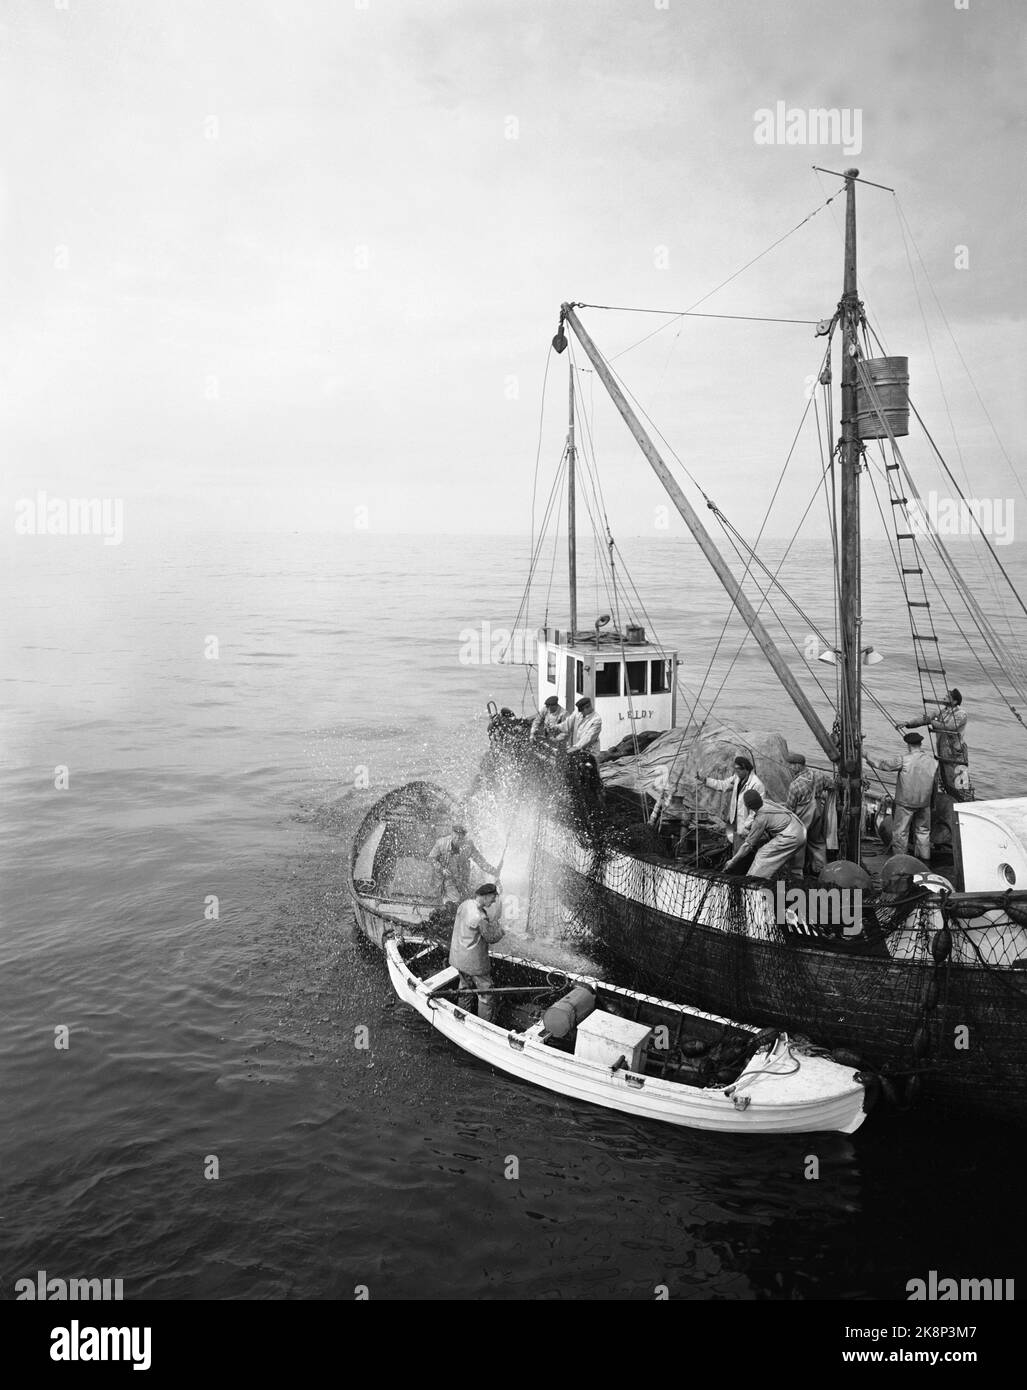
[466,726,1027,1118]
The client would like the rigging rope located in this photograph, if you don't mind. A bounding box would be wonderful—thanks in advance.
[866,454,1026,734]
[853,352,1027,732]
[579,306,821,325]
[893,197,1027,508]
[606,193,841,361]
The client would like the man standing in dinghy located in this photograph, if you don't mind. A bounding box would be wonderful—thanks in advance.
[429,824,500,905]
[722,790,806,880]
[450,883,505,1022]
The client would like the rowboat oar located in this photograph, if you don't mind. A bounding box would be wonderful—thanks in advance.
[429,984,563,999]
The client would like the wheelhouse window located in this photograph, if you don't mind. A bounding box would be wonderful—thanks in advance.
[650,659,672,694]
[594,661,621,697]
[547,651,557,684]
[575,659,584,695]
[626,660,647,696]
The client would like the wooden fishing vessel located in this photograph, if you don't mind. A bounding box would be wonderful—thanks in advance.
[349,782,461,947]
[384,932,870,1134]
[471,169,1027,1119]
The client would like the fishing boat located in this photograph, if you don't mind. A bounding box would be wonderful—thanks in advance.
[349,781,461,946]
[467,169,1027,1119]
[384,931,870,1134]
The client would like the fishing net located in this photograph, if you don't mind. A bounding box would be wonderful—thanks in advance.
[472,729,1027,1118]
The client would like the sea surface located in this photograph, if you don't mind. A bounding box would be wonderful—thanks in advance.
[1,529,1025,1301]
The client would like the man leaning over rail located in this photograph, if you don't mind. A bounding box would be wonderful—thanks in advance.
[722,790,806,879]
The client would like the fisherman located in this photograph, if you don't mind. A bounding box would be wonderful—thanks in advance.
[906,688,970,800]
[563,696,602,756]
[785,753,834,876]
[867,732,938,863]
[722,790,807,880]
[698,754,766,854]
[449,883,505,1021]
[428,823,500,904]
[530,695,567,744]
[563,696,603,797]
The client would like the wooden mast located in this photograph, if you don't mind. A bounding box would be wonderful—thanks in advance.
[562,304,838,763]
[838,169,864,862]
[568,362,578,639]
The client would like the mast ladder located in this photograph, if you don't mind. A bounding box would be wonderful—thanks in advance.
[884,460,949,743]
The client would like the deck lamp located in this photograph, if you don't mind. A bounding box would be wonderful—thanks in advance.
[817,645,883,666]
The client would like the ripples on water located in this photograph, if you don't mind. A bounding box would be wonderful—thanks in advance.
[1,533,1023,1299]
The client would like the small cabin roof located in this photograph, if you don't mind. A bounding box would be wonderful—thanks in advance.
[539,625,675,657]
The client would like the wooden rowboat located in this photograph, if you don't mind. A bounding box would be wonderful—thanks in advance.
[384,933,870,1134]
[350,782,460,947]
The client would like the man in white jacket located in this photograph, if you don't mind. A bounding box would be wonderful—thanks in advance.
[698,754,766,854]
[563,696,602,756]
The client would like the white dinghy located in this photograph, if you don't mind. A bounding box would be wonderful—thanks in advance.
[384,934,870,1134]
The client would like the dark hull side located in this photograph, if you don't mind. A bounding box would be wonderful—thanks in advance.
[553,858,1027,1121]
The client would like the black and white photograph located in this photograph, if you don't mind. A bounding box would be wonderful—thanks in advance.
[2,0,1024,1358]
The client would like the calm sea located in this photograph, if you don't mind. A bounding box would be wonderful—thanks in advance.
[1,529,1024,1300]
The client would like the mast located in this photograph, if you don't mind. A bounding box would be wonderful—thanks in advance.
[562,304,838,763]
[838,169,864,862]
[568,363,578,638]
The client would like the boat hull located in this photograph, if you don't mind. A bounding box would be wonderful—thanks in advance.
[352,897,439,949]
[552,851,1027,1119]
[384,939,867,1134]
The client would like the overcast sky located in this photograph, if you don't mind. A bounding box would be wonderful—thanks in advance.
[1,0,1023,537]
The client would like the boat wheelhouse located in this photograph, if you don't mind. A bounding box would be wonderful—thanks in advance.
[536,623,677,752]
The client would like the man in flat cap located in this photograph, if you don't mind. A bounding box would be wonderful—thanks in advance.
[428,823,500,904]
[530,694,567,746]
[868,732,938,863]
[906,688,970,799]
[449,882,505,1021]
[563,695,602,758]
[784,752,834,875]
[722,790,807,879]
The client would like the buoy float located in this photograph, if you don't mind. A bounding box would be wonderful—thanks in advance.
[931,924,953,965]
